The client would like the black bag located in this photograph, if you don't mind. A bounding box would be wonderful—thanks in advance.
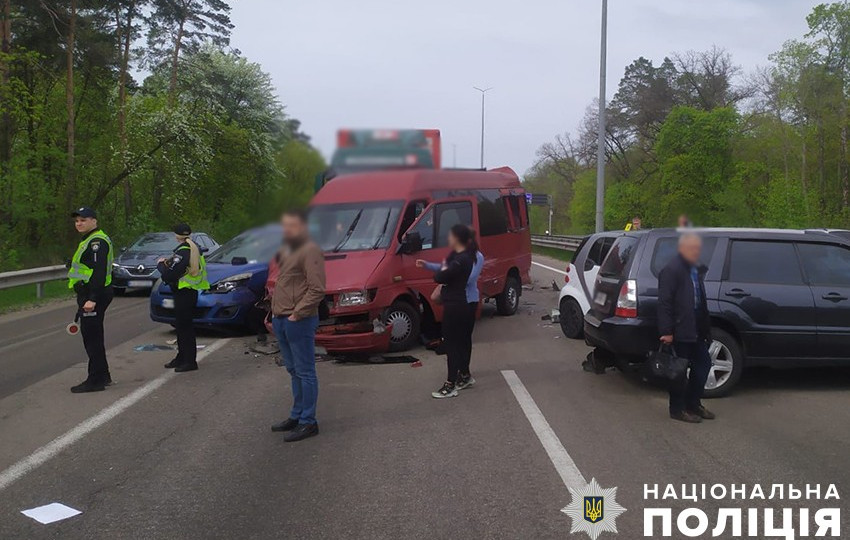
[644,344,689,386]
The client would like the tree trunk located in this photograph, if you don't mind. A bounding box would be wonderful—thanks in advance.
[842,102,849,209]
[117,3,134,222]
[0,0,12,205]
[167,17,185,105]
[65,0,77,214]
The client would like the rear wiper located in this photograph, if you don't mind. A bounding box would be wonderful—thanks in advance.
[371,209,393,249]
[333,209,363,252]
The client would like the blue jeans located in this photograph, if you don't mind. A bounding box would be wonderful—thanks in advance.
[272,315,319,425]
[669,340,711,415]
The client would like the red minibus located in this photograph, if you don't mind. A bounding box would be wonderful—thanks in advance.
[306,167,531,353]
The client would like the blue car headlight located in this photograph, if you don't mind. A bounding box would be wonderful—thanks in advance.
[209,272,253,294]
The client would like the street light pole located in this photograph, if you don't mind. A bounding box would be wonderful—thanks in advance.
[473,86,492,169]
[594,0,608,233]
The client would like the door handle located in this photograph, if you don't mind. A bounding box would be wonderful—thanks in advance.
[822,292,848,302]
[725,288,750,298]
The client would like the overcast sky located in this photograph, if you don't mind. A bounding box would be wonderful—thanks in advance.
[230,0,819,177]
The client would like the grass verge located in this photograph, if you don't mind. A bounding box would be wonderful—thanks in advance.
[0,280,74,314]
[532,245,575,264]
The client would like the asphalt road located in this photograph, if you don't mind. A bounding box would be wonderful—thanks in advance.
[0,256,848,539]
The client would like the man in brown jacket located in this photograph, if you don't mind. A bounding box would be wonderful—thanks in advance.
[270,209,326,442]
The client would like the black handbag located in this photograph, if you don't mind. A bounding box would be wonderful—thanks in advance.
[644,344,689,386]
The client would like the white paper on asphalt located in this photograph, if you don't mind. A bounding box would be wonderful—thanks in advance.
[21,502,82,524]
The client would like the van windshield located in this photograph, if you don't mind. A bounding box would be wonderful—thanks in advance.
[309,201,404,252]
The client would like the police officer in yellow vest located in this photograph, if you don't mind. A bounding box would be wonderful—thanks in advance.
[68,207,114,393]
[157,223,209,372]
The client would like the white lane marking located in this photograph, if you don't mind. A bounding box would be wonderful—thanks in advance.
[501,370,586,489]
[0,338,230,492]
[532,261,567,276]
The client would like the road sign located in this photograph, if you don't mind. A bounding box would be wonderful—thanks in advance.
[528,193,550,206]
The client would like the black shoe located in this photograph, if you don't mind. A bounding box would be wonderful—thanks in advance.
[689,406,716,420]
[670,411,702,423]
[283,423,319,442]
[104,374,113,386]
[164,358,181,369]
[174,363,198,373]
[271,418,299,432]
[71,380,105,394]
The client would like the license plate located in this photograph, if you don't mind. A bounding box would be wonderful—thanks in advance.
[594,291,607,305]
[161,298,175,309]
[128,280,150,288]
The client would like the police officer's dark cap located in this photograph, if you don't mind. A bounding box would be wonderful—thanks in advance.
[71,207,96,219]
[174,223,192,236]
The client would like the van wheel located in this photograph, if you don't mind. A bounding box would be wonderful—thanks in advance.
[559,297,584,339]
[703,328,743,398]
[496,276,521,316]
[384,301,421,352]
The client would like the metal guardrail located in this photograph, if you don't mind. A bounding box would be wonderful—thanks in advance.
[0,265,68,298]
[531,234,584,251]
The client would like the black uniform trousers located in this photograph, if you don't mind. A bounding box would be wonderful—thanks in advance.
[77,287,113,384]
[173,287,199,366]
[442,300,476,383]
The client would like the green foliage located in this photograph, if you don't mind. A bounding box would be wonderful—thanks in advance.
[0,7,324,271]
[527,2,850,232]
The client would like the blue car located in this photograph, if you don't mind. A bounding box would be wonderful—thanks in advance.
[150,224,282,331]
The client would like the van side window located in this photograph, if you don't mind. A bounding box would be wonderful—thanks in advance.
[727,241,802,284]
[407,201,473,250]
[477,189,508,236]
[797,243,850,286]
[398,200,428,241]
[436,202,473,247]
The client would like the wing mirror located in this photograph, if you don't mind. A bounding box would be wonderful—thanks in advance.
[400,232,423,255]
[231,256,248,265]
[200,247,209,254]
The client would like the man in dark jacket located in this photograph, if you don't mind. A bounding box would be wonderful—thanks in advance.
[658,233,715,423]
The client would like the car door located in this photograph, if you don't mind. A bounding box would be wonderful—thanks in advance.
[719,240,817,359]
[797,241,850,358]
[399,198,477,315]
[578,236,614,303]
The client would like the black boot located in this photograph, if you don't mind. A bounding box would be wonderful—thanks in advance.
[174,362,198,373]
[164,358,181,369]
[71,380,106,394]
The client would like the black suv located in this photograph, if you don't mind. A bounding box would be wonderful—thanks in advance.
[584,228,850,397]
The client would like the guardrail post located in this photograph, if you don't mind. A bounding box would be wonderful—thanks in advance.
[36,282,43,299]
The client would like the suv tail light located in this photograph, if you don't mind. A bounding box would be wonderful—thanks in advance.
[565,264,571,283]
[614,279,638,318]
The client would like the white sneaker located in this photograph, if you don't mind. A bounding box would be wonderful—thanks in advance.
[456,376,476,390]
[431,382,458,399]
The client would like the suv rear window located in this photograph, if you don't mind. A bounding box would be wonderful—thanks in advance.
[650,236,718,276]
[599,236,639,278]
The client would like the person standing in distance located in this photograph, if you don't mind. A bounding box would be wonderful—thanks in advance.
[68,207,114,393]
[157,223,209,372]
[658,233,715,423]
[270,210,326,442]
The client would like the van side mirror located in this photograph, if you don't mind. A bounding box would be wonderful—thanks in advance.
[200,247,209,254]
[231,256,248,265]
[120,246,127,253]
[400,232,423,255]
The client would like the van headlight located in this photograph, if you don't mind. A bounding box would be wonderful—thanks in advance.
[210,273,253,294]
[337,290,369,307]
